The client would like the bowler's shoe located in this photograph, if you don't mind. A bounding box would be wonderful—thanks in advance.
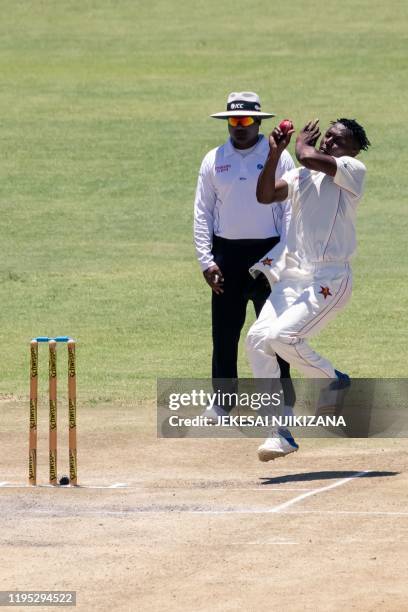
[258,428,299,462]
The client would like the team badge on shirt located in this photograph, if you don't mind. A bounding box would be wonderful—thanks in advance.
[319,286,332,299]
[261,257,273,266]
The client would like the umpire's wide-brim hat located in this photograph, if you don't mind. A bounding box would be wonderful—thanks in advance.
[211,91,275,119]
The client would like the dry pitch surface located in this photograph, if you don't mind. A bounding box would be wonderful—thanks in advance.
[1,400,407,612]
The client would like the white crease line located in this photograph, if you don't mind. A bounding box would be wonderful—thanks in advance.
[266,470,370,513]
[188,470,371,514]
[135,488,312,492]
[146,487,314,492]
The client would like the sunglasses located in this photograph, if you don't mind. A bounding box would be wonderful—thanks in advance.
[228,116,256,127]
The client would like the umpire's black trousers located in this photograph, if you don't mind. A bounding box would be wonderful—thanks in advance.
[211,235,292,385]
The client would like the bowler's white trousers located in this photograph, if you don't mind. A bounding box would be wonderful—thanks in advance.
[246,261,352,379]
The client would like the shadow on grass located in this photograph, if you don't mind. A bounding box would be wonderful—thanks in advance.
[260,470,399,485]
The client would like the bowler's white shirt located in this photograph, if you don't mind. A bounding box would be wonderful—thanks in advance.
[282,156,366,264]
[194,135,295,271]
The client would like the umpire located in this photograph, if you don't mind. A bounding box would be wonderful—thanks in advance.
[194,92,295,414]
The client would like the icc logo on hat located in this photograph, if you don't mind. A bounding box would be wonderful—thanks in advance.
[210,92,275,120]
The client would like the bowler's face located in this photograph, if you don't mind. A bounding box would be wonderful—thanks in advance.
[319,123,358,158]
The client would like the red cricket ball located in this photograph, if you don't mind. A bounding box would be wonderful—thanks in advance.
[279,119,294,134]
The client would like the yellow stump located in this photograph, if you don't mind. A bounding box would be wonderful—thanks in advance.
[68,340,77,486]
[29,340,38,486]
[49,340,58,485]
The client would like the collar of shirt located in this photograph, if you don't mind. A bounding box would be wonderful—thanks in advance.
[224,134,269,159]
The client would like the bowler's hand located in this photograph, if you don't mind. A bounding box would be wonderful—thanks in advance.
[268,126,295,157]
[297,119,321,148]
[203,264,224,294]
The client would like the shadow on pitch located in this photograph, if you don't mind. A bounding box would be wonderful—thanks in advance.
[260,470,399,485]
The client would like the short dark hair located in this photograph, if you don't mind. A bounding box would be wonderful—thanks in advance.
[332,118,371,151]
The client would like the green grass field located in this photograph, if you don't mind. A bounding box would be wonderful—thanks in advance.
[0,0,407,403]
